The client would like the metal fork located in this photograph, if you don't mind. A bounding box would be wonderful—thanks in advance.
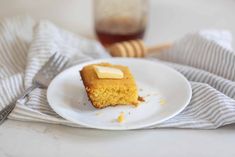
[0,53,69,124]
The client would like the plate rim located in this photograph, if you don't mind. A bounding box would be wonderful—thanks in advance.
[47,58,192,130]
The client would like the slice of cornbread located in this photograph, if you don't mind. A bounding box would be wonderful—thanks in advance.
[80,63,138,109]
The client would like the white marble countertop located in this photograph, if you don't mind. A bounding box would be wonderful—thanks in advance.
[0,0,235,156]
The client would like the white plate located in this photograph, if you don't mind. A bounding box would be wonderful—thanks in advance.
[47,58,192,130]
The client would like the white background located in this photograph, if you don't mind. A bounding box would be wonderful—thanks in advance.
[0,0,235,157]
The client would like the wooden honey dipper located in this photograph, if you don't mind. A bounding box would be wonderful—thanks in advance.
[107,40,171,57]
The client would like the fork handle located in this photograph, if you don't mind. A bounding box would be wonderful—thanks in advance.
[18,83,40,99]
[0,101,16,125]
[0,83,40,125]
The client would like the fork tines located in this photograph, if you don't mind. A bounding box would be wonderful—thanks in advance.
[51,53,69,72]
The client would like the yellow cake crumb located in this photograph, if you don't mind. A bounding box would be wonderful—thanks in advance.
[134,103,140,108]
[117,112,125,123]
[159,99,166,105]
[95,112,101,116]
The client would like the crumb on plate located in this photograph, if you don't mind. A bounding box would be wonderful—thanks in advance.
[159,99,166,105]
[95,112,101,116]
[145,94,151,97]
[117,112,125,123]
[138,96,145,102]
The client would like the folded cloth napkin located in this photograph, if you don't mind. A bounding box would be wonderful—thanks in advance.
[0,16,234,129]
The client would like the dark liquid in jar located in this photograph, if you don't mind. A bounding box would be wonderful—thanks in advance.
[95,17,146,46]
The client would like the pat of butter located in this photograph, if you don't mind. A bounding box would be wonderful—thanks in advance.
[94,65,124,79]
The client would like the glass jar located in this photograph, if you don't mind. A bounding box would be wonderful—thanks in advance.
[94,0,149,46]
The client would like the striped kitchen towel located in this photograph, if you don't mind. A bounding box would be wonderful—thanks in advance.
[0,16,234,129]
